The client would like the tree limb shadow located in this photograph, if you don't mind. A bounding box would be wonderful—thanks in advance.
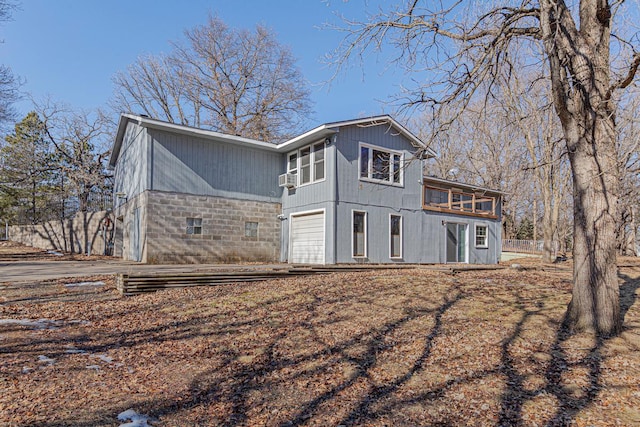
[498,270,639,426]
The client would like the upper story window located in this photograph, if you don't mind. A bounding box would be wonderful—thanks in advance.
[288,153,298,176]
[423,185,498,218]
[359,143,403,186]
[288,141,325,186]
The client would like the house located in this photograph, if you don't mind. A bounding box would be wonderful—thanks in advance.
[109,114,502,264]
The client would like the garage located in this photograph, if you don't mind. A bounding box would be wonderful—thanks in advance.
[290,211,325,264]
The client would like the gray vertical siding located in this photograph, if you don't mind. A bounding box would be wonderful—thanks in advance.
[282,123,427,264]
[281,122,502,264]
[333,124,425,263]
[334,124,424,211]
[421,211,501,264]
[113,122,149,200]
[149,128,282,202]
[281,141,337,262]
[113,117,502,265]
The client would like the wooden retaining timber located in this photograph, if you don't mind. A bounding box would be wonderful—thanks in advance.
[115,265,414,296]
[0,251,52,261]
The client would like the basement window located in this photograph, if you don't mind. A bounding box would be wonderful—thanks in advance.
[245,221,258,238]
[186,217,202,235]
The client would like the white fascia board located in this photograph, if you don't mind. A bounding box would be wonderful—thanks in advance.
[275,115,435,156]
[274,125,337,152]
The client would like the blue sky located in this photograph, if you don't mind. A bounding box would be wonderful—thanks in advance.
[1,0,413,129]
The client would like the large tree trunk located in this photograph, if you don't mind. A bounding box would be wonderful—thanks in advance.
[564,117,620,335]
[541,0,621,336]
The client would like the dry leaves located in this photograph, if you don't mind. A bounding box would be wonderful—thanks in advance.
[1,260,640,426]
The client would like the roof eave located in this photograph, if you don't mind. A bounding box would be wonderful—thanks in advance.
[276,115,436,157]
[423,176,505,195]
[108,114,280,168]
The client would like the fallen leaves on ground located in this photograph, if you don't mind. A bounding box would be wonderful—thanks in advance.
[1,260,640,426]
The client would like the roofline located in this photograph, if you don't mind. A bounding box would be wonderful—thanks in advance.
[109,114,280,168]
[423,176,505,195]
[109,113,437,167]
[276,115,436,157]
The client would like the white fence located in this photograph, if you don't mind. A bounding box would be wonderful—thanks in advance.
[502,239,559,255]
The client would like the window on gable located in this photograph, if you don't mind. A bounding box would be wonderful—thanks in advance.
[373,150,390,181]
[186,217,202,235]
[353,211,367,257]
[287,141,326,186]
[390,214,402,258]
[393,154,402,183]
[475,224,488,248]
[359,143,403,186]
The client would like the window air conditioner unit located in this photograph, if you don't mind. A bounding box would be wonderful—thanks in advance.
[278,173,296,188]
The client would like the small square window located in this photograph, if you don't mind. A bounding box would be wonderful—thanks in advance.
[186,217,202,235]
[245,221,258,238]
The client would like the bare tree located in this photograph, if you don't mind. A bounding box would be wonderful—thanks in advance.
[418,96,533,241]
[501,70,571,262]
[0,1,20,126]
[331,0,640,336]
[616,90,640,256]
[38,101,112,214]
[111,16,313,142]
[111,54,199,127]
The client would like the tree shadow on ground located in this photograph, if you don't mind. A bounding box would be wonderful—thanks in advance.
[10,268,640,427]
[13,277,466,427]
[498,269,640,426]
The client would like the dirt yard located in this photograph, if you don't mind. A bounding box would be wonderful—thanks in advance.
[1,259,640,426]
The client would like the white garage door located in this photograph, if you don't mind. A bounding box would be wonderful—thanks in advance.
[290,211,325,264]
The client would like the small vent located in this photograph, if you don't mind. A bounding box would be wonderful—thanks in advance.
[278,173,296,188]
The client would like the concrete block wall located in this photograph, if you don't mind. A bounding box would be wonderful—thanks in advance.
[143,191,281,264]
[8,211,112,256]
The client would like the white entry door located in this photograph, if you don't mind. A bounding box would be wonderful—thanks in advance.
[290,211,325,264]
